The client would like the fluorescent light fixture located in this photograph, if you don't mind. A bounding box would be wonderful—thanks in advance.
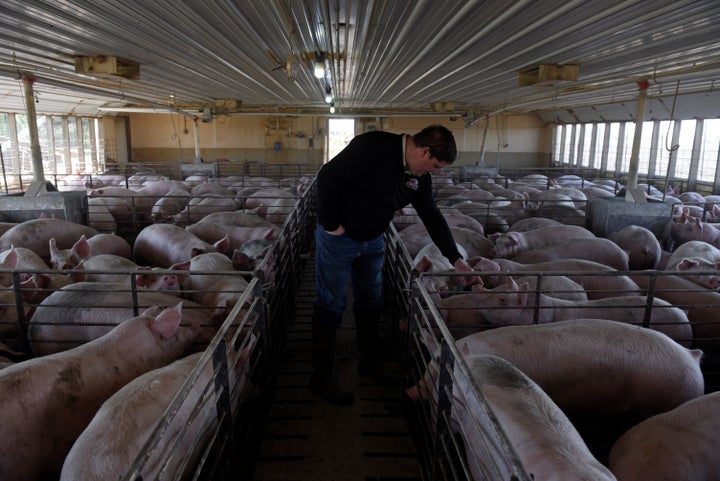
[313,54,325,79]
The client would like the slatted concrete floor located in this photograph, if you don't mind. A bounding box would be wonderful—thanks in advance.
[251,260,421,481]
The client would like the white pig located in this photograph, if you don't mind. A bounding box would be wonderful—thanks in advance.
[183,252,250,317]
[61,333,257,481]
[49,233,132,270]
[28,283,216,356]
[0,304,197,481]
[133,223,230,267]
[664,240,720,288]
[609,392,720,481]
[510,237,630,270]
[410,353,615,481]
[489,224,596,258]
[471,277,692,345]
[457,319,704,416]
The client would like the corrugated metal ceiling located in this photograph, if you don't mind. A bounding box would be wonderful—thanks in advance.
[0,0,718,122]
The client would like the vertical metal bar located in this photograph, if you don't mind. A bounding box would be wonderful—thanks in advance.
[432,340,454,481]
[211,337,239,478]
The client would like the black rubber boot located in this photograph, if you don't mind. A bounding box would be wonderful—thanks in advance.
[309,325,354,406]
[355,308,400,386]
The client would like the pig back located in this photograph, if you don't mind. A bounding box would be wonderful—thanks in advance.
[0,218,98,261]
[28,283,216,356]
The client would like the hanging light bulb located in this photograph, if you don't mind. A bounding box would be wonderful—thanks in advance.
[329,101,335,114]
[324,86,332,103]
[313,54,325,79]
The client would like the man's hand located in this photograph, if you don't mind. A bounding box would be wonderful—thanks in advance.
[453,258,482,287]
[328,225,345,235]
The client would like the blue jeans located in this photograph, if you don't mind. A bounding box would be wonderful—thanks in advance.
[313,225,384,328]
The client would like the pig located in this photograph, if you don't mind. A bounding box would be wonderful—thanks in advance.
[510,237,630,270]
[195,210,277,228]
[471,256,642,300]
[77,254,188,290]
[400,223,492,259]
[435,275,587,338]
[0,304,197,481]
[413,242,470,296]
[149,189,191,223]
[190,181,237,197]
[27,283,216,356]
[0,282,36,339]
[183,253,250,317]
[241,187,296,211]
[232,239,273,271]
[86,189,136,226]
[471,277,692,345]
[0,218,98,262]
[507,217,563,232]
[49,233,132,270]
[608,392,720,481]
[170,194,239,225]
[135,179,190,198]
[671,213,720,247]
[608,225,662,269]
[489,224,596,258]
[61,334,256,481]
[0,246,49,286]
[86,200,119,233]
[185,222,278,252]
[263,196,299,225]
[664,240,720,288]
[409,353,615,481]
[457,319,704,417]
[631,273,720,351]
[133,223,230,267]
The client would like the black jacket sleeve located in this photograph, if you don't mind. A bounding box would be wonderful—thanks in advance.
[412,177,462,264]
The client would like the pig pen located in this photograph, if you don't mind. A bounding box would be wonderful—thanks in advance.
[4,165,719,480]
[0,174,317,480]
[402,252,720,479]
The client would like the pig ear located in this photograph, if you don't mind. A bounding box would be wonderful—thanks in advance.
[415,256,433,273]
[2,248,18,268]
[506,232,520,245]
[505,276,519,290]
[214,235,231,254]
[169,260,191,271]
[677,258,699,271]
[695,217,703,231]
[150,303,183,340]
[72,235,91,260]
[135,273,149,287]
[264,229,275,241]
[517,282,529,307]
[169,261,190,283]
[49,238,60,258]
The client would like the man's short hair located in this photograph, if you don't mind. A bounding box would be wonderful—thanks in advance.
[413,125,457,164]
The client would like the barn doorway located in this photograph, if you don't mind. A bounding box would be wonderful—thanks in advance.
[326,118,355,162]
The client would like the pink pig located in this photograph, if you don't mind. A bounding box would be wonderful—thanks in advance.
[0,304,198,481]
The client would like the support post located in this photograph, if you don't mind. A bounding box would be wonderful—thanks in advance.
[22,76,48,196]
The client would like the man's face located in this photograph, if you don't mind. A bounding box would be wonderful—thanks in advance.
[409,146,449,177]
